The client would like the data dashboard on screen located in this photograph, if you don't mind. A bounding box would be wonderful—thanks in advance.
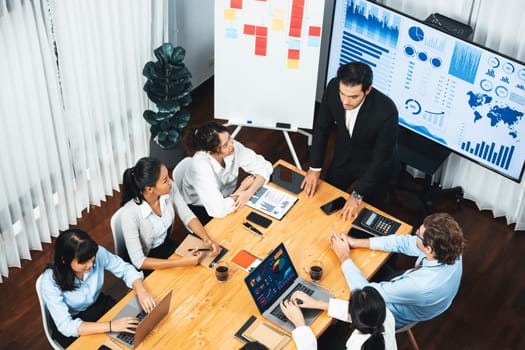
[326,0,525,182]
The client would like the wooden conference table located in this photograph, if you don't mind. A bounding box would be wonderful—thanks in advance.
[68,160,412,350]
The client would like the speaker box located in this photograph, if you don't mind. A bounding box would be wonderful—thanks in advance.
[424,13,473,41]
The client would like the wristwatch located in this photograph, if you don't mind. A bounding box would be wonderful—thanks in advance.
[351,190,363,201]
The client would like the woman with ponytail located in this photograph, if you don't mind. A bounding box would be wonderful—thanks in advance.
[180,122,273,225]
[119,157,221,275]
[280,286,396,349]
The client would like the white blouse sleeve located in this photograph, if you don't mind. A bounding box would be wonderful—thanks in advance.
[291,325,318,350]
[327,298,350,322]
[234,141,273,181]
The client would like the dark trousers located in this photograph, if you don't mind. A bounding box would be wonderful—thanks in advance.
[188,204,213,226]
[51,293,116,348]
[317,320,353,350]
[144,230,178,277]
[326,168,389,211]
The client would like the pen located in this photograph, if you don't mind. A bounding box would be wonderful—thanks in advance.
[243,222,263,236]
[187,248,212,252]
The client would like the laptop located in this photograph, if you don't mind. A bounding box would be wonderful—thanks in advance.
[108,290,172,348]
[244,243,333,333]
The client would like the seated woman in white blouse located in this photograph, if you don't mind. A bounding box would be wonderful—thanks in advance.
[120,157,221,276]
[181,122,273,225]
[280,286,397,350]
[40,229,156,348]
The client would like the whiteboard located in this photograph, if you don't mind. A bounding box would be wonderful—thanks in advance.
[214,0,325,130]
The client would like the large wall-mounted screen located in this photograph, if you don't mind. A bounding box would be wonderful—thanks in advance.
[326,0,525,182]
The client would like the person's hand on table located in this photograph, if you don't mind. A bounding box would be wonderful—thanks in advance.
[177,251,203,266]
[301,169,321,197]
[231,190,252,211]
[280,298,306,328]
[329,232,352,263]
[112,316,140,333]
[339,196,362,221]
[290,291,318,309]
[135,288,157,314]
[205,239,221,257]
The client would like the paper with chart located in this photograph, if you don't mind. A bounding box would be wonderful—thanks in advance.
[247,185,297,220]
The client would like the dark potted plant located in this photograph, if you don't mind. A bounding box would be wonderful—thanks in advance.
[142,43,192,166]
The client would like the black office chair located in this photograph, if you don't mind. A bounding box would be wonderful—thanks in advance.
[394,127,463,213]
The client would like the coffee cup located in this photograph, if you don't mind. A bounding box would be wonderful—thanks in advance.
[309,260,324,282]
[214,261,229,283]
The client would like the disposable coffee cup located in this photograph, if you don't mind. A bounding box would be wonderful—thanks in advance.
[309,260,324,282]
[215,261,229,283]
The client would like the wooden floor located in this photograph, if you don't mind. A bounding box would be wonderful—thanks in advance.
[1,78,524,350]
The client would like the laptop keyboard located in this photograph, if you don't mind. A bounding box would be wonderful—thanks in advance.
[116,310,148,345]
[269,283,314,322]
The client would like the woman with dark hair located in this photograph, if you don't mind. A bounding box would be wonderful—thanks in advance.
[39,229,156,348]
[280,286,397,350]
[120,157,220,274]
[180,121,273,224]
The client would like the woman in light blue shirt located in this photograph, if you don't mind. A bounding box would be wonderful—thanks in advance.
[39,229,156,348]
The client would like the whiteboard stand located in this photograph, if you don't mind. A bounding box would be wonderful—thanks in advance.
[227,124,312,170]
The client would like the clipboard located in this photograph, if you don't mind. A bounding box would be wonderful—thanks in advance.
[175,234,228,268]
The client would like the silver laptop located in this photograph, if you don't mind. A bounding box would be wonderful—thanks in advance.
[244,243,333,332]
[108,290,172,348]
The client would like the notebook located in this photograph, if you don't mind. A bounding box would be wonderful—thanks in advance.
[175,234,229,268]
[244,243,333,333]
[108,290,172,348]
[231,249,262,273]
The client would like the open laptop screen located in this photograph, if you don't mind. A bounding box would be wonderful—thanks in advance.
[244,243,298,313]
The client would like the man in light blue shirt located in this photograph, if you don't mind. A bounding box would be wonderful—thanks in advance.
[330,213,465,329]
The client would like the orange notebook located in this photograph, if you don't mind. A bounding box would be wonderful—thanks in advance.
[231,249,261,272]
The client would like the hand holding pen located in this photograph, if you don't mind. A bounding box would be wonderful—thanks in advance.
[187,247,212,252]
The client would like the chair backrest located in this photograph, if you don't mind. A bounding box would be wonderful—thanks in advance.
[172,157,192,193]
[110,207,129,261]
[35,274,65,350]
[396,321,419,350]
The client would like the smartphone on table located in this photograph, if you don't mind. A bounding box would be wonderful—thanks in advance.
[320,196,346,215]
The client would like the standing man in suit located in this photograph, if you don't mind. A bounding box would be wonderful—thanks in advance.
[302,61,399,220]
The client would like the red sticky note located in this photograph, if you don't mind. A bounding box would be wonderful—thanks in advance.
[309,26,321,37]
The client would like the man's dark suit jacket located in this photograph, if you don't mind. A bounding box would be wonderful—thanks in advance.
[310,77,399,200]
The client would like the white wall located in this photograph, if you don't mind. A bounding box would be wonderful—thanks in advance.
[169,0,215,89]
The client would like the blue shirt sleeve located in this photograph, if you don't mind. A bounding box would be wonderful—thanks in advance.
[40,269,84,337]
[341,258,369,291]
[370,234,422,257]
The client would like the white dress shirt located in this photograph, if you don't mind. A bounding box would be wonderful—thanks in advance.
[121,187,196,269]
[344,98,365,137]
[180,140,273,217]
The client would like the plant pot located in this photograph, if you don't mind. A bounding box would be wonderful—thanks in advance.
[149,139,185,170]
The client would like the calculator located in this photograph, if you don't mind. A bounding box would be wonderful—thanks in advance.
[352,208,401,237]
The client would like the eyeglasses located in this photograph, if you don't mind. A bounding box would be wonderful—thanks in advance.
[413,231,428,246]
